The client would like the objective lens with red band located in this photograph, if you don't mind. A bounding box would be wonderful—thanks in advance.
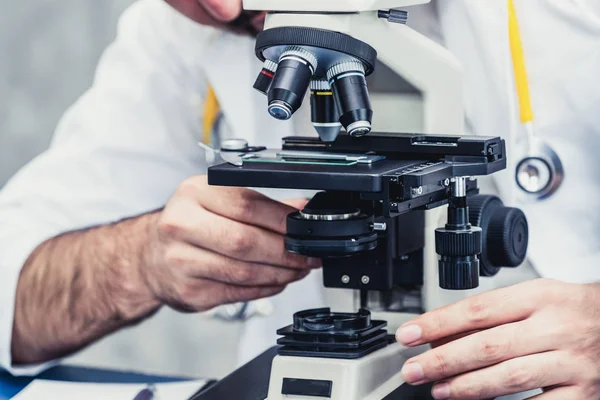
[253,59,278,95]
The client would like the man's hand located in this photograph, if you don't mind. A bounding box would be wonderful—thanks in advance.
[12,175,317,364]
[165,0,265,33]
[143,175,319,312]
[396,279,600,399]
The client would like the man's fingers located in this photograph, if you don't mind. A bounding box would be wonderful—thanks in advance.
[164,242,310,286]
[397,280,548,347]
[160,202,318,269]
[402,320,559,384]
[198,0,242,21]
[170,280,285,312]
[526,386,584,400]
[428,351,576,400]
[179,177,296,235]
[431,330,481,348]
[282,198,310,211]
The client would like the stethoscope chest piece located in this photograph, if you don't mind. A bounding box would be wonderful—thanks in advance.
[515,137,564,200]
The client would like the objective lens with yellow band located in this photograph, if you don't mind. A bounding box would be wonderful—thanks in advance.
[310,79,341,143]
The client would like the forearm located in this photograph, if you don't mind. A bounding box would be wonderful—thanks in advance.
[11,212,162,365]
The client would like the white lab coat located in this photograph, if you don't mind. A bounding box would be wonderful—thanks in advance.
[0,0,598,387]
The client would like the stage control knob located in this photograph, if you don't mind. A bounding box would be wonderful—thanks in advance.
[436,189,483,291]
[435,227,482,290]
[468,195,529,277]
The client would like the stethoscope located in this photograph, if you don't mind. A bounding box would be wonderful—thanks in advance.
[508,0,564,200]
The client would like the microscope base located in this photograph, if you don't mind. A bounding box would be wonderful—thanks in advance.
[192,344,434,400]
[267,341,431,400]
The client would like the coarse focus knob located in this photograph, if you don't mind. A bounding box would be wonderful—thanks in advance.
[468,195,529,277]
[488,207,529,267]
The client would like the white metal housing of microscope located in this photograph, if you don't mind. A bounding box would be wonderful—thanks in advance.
[243,1,491,399]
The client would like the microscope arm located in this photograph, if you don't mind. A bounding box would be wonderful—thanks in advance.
[264,11,464,134]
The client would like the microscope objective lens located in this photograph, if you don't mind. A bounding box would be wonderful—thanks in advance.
[327,61,373,137]
[310,79,341,142]
[268,101,292,120]
[253,59,278,96]
[267,47,317,121]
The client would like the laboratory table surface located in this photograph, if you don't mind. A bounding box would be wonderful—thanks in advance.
[0,365,196,399]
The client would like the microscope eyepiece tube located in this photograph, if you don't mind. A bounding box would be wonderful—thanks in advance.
[327,61,373,137]
[267,47,317,121]
[310,80,341,142]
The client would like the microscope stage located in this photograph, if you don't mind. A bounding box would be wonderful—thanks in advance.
[209,158,425,192]
[209,133,506,195]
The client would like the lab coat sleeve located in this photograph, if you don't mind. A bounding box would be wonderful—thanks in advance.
[0,0,215,375]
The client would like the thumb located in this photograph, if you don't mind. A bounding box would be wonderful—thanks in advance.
[198,0,242,21]
[283,198,310,210]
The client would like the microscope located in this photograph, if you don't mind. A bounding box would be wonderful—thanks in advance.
[194,1,529,399]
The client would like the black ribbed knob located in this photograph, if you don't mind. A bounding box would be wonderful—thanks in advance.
[438,256,480,290]
[488,207,528,267]
[469,195,529,277]
[435,229,482,256]
[435,228,482,290]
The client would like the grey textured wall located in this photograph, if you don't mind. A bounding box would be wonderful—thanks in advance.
[0,0,135,186]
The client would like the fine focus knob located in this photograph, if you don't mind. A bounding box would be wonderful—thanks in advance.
[469,195,529,277]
